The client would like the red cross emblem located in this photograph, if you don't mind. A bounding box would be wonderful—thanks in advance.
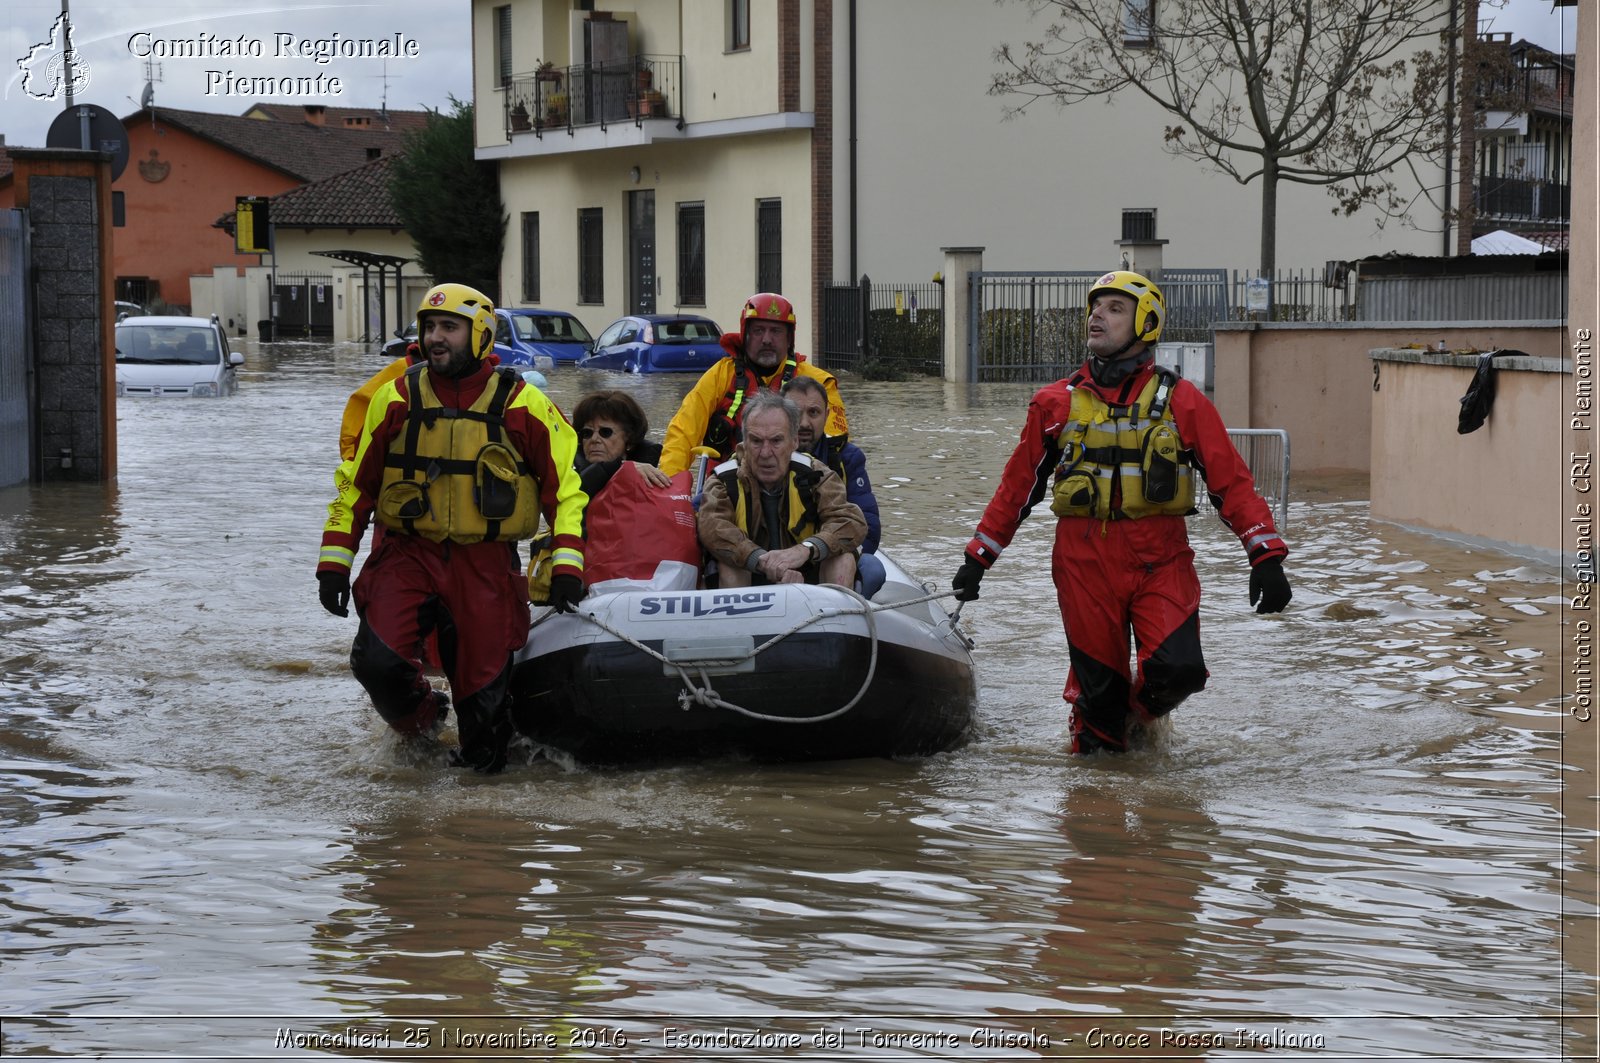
[428,291,446,306]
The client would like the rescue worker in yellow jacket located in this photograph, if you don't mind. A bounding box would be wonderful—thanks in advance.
[696,392,866,588]
[659,293,848,477]
[316,283,588,774]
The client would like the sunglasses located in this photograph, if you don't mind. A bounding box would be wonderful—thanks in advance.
[579,426,617,440]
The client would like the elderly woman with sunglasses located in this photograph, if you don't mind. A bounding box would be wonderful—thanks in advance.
[572,390,672,493]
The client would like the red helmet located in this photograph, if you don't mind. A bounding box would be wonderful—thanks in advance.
[740,292,795,346]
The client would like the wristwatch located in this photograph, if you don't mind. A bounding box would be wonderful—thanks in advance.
[803,539,819,561]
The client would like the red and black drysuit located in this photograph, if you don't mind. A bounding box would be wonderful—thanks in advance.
[319,358,587,771]
[962,360,1287,751]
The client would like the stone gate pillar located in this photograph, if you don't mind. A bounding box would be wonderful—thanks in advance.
[8,147,116,483]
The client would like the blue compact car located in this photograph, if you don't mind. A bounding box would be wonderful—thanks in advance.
[580,315,724,373]
[493,308,594,367]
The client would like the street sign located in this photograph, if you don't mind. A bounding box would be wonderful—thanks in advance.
[44,104,130,180]
[235,196,270,255]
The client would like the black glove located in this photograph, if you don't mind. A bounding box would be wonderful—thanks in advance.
[549,573,585,613]
[317,570,350,617]
[1248,558,1291,614]
[952,557,987,602]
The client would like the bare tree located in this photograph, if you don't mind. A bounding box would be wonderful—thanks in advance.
[991,0,1456,275]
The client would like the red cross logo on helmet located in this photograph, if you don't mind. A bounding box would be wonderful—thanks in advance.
[428,291,446,307]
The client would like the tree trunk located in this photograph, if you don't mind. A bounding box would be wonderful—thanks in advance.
[1260,155,1279,281]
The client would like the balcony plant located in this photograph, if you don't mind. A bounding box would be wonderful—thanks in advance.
[543,93,568,127]
[509,103,532,131]
[630,90,665,119]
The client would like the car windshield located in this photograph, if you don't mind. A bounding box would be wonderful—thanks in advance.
[516,315,592,343]
[115,325,221,364]
[654,319,719,344]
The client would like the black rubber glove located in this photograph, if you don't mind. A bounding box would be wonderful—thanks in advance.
[549,573,585,613]
[952,558,986,602]
[1248,558,1291,614]
[317,570,350,617]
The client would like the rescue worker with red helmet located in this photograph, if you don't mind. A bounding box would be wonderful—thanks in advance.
[951,270,1291,754]
[316,282,589,774]
[658,292,849,477]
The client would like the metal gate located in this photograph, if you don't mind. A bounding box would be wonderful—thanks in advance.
[967,268,1228,383]
[271,272,335,339]
[820,276,943,376]
[1198,428,1291,528]
[0,209,32,487]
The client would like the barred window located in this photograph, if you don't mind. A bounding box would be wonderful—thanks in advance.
[578,208,603,304]
[677,202,706,306]
[756,198,781,294]
[520,212,540,303]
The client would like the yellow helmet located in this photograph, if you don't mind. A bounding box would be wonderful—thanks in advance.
[417,283,496,359]
[1087,270,1165,344]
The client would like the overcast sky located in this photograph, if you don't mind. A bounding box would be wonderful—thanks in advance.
[0,0,1582,151]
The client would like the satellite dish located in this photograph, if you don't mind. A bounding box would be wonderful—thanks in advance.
[45,103,131,181]
[140,81,154,109]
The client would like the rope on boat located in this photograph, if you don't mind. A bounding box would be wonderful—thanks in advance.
[567,586,968,725]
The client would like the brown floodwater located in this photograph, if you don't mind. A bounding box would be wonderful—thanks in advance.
[0,339,1592,1059]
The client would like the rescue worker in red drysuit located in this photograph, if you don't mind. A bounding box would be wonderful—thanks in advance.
[951,270,1291,754]
[316,283,588,773]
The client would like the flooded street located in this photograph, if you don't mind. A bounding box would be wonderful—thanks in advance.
[0,339,1592,1059]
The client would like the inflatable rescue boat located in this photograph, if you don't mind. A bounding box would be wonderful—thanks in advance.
[508,554,976,766]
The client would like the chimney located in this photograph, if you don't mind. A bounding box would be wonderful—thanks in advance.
[303,105,327,126]
[343,116,370,128]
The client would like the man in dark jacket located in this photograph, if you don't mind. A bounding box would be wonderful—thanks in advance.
[782,375,886,597]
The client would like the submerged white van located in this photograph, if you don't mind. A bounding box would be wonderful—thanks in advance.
[115,315,243,398]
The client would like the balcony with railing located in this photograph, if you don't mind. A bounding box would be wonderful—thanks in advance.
[1475,36,1575,122]
[1475,175,1571,223]
[504,54,682,139]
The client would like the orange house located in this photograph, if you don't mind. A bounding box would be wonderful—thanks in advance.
[0,104,424,310]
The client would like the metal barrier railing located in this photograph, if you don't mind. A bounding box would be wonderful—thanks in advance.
[1201,428,1290,528]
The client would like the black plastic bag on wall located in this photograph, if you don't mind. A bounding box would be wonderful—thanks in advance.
[1457,350,1525,435]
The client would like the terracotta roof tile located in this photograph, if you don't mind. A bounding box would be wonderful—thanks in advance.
[122,106,415,182]
[241,103,432,135]
[268,153,404,228]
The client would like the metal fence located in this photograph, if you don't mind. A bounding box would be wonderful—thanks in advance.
[1200,428,1291,529]
[0,209,32,487]
[1228,267,1357,322]
[968,269,1227,383]
[820,277,943,377]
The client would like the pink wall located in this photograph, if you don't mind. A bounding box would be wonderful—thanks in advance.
[1369,350,1566,554]
[1214,322,1565,474]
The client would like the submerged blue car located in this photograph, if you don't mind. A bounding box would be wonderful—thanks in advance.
[493,308,595,367]
[581,314,724,373]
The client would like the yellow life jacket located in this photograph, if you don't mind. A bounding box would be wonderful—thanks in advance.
[376,363,542,542]
[715,455,823,548]
[1050,368,1196,520]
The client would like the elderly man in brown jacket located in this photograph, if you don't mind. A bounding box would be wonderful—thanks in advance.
[697,391,866,588]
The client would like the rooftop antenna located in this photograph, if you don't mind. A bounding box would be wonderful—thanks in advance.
[370,60,391,123]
